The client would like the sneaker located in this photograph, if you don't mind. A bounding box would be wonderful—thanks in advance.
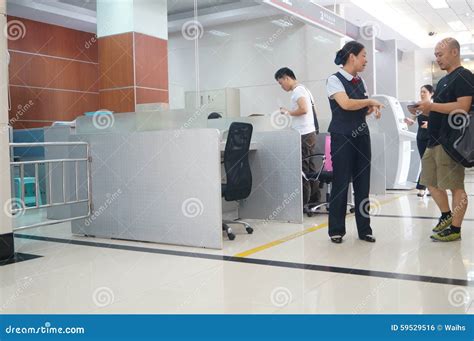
[431,228,461,242]
[432,215,452,233]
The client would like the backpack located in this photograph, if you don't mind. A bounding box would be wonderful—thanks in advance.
[441,111,474,168]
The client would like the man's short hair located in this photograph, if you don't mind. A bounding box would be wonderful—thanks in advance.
[440,37,460,53]
[274,67,296,80]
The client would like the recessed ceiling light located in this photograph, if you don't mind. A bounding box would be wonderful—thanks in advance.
[271,19,293,28]
[427,0,449,9]
[313,35,332,43]
[208,30,230,37]
[448,21,468,31]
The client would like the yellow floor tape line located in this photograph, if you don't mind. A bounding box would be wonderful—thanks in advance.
[234,195,405,258]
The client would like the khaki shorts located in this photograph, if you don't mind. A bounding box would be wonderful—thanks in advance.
[420,144,465,190]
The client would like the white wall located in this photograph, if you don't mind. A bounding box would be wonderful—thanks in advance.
[398,49,433,101]
[168,16,342,131]
[97,0,134,37]
[375,40,398,97]
[133,0,167,40]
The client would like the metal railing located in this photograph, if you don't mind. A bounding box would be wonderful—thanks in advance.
[9,142,92,231]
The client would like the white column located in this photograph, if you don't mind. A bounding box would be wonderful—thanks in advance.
[0,0,14,260]
[359,25,377,96]
[97,0,167,39]
[376,39,398,97]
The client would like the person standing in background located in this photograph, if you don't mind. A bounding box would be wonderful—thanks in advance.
[326,41,383,244]
[404,85,434,197]
[275,67,321,209]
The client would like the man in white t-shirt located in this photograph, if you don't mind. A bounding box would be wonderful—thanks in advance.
[275,67,320,208]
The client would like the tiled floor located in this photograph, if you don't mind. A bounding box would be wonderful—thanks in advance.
[1,171,473,314]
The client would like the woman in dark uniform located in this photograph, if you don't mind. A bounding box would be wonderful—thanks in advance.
[326,41,383,244]
[404,85,434,197]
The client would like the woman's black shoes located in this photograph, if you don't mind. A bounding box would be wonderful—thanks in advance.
[360,235,376,243]
[330,235,375,243]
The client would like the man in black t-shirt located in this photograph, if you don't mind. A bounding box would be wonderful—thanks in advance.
[413,38,473,242]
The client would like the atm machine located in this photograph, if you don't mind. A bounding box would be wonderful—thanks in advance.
[368,95,417,190]
[399,101,424,185]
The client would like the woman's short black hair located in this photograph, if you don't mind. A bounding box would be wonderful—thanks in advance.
[274,67,296,80]
[421,84,434,94]
[334,41,365,66]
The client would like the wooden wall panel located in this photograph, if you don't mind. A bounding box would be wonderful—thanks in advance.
[9,52,99,92]
[11,121,57,130]
[98,33,134,90]
[136,88,168,105]
[9,86,99,123]
[134,33,168,91]
[99,88,135,113]
[6,16,98,62]
[7,17,100,126]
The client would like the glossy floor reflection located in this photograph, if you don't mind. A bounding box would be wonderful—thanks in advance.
[1,171,473,314]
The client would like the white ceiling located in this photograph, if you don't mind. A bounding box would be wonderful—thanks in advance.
[345,0,473,49]
[55,0,249,16]
[6,0,474,52]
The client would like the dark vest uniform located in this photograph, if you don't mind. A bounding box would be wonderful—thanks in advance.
[328,72,369,136]
[327,71,372,239]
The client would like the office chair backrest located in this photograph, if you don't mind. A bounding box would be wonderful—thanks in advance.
[324,134,333,172]
[208,112,222,119]
[223,122,253,201]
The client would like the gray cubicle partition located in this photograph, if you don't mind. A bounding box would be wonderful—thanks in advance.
[71,129,223,249]
[239,130,303,224]
[370,132,387,195]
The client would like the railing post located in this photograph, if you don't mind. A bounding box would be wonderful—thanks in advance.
[0,0,14,261]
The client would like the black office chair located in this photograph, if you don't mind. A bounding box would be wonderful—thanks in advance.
[303,153,328,216]
[221,122,254,240]
[303,152,355,217]
[208,112,223,119]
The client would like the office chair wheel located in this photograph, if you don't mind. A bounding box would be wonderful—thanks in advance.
[228,233,236,240]
[246,227,253,234]
[306,212,314,217]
